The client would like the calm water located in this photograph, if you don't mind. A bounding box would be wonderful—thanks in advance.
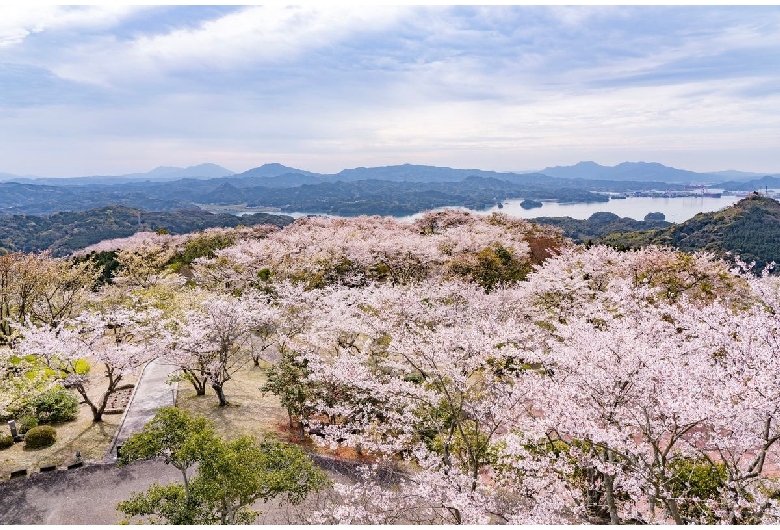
[226,194,746,224]
[478,195,742,223]
[396,194,742,223]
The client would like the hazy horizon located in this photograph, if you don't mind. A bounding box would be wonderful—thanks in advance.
[2,159,779,181]
[2,6,779,177]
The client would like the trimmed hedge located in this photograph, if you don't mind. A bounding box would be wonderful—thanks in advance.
[24,425,57,449]
[0,433,13,450]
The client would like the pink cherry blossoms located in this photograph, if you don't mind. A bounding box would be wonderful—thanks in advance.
[4,210,780,525]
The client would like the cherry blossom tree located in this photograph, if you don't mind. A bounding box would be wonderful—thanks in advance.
[255,243,780,524]
[15,308,159,421]
[28,207,780,524]
[264,280,572,523]
[0,251,100,342]
[664,270,780,524]
[161,293,272,406]
[191,210,564,292]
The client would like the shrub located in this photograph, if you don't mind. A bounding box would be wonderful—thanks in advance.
[24,425,57,449]
[669,457,727,523]
[175,231,238,266]
[0,433,14,450]
[18,415,39,434]
[450,245,531,292]
[32,387,79,424]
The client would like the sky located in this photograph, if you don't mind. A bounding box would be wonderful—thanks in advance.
[1,5,779,177]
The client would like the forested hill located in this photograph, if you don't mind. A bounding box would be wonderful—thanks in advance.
[600,194,780,270]
[0,206,293,256]
[532,211,672,242]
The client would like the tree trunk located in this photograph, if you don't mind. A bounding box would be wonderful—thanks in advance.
[93,397,108,422]
[604,473,620,525]
[447,506,462,525]
[89,403,102,422]
[185,369,208,395]
[69,382,104,422]
[665,498,683,525]
[212,381,228,406]
[180,466,192,518]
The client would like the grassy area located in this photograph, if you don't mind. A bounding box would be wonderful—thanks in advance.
[0,357,362,481]
[175,361,289,442]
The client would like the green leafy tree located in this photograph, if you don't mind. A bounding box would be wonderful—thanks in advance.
[191,436,330,524]
[118,408,328,524]
[450,244,531,292]
[30,386,79,423]
[668,457,728,524]
[116,483,198,524]
[119,407,217,508]
[261,349,314,439]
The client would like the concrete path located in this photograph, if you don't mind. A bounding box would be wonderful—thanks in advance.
[106,359,178,462]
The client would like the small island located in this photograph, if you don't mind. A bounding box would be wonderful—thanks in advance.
[520,199,544,209]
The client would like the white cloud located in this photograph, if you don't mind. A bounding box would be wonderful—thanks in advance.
[1,6,778,175]
[50,6,409,86]
[0,6,140,47]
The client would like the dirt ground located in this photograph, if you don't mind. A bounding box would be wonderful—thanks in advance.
[175,360,291,442]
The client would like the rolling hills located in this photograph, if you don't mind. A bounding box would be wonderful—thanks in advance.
[599,193,780,270]
[0,206,293,256]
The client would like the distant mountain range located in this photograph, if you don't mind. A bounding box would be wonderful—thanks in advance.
[0,167,678,217]
[0,163,235,185]
[539,161,776,184]
[719,175,780,191]
[2,161,776,187]
[142,161,779,185]
[0,161,778,218]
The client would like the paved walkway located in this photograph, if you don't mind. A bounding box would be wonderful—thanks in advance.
[0,459,180,524]
[106,359,178,462]
[0,456,352,524]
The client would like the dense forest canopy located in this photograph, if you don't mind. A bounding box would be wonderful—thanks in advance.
[0,205,292,256]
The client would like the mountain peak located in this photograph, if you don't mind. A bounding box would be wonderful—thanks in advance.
[572,161,602,168]
[542,161,703,183]
[234,163,315,178]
